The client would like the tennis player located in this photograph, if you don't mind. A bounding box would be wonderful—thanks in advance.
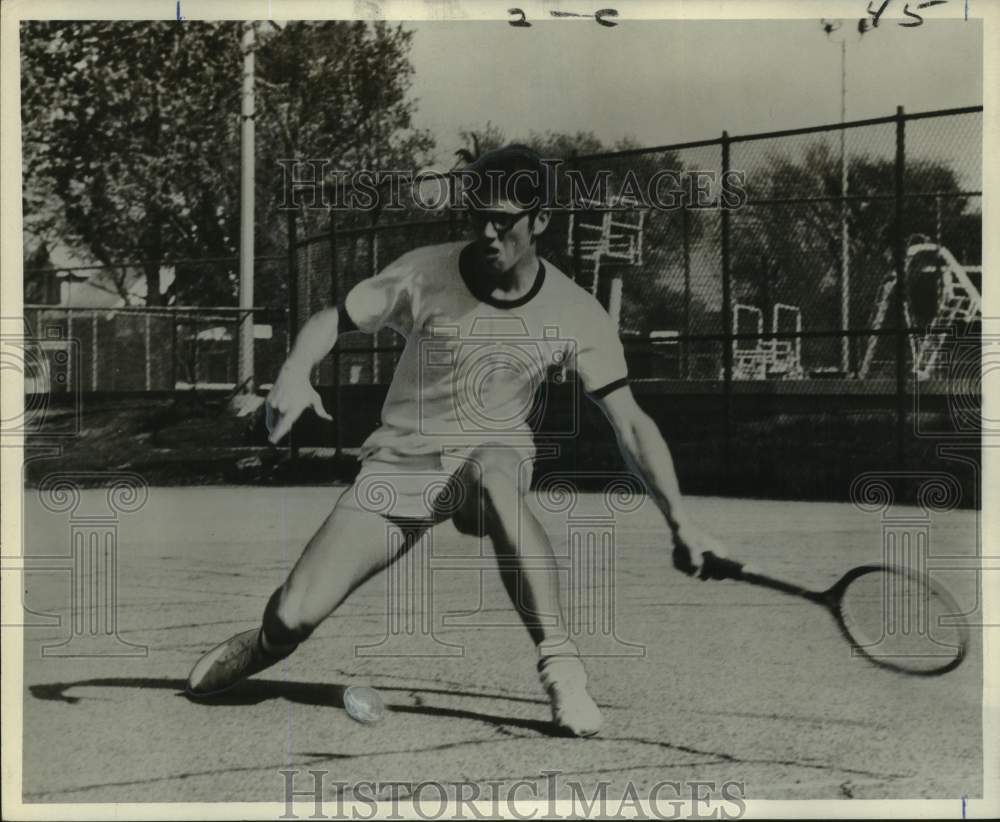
[186,145,723,737]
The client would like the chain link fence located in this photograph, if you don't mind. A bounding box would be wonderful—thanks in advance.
[25,106,978,495]
[23,254,290,395]
[288,106,980,490]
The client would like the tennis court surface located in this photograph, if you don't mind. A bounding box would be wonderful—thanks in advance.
[20,486,982,802]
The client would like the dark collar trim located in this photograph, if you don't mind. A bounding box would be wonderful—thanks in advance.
[459,243,546,309]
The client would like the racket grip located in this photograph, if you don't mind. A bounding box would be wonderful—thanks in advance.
[699,552,745,581]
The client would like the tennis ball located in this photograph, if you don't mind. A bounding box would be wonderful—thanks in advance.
[343,685,386,724]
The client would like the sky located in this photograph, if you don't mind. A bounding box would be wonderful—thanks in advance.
[406,19,983,165]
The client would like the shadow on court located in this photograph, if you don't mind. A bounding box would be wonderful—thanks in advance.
[30,676,566,735]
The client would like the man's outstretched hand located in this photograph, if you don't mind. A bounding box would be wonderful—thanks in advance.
[671,523,730,579]
[265,365,332,444]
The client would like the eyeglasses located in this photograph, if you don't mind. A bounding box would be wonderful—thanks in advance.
[466,209,534,236]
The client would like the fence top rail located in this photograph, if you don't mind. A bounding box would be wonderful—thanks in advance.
[295,215,453,251]
[24,255,286,276]
[26,304,286,317]
[574,105,983,162]
[744,190,983,207]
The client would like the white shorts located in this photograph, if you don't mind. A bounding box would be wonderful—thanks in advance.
[346,443,536,520]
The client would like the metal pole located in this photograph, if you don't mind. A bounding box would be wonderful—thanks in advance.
[607,275,623,332]
[721,132,733,486]
[893,106,907,468]
[570,151,582,284]
[144,313,151,391]
[66,310,73,392]
[237,22,256,396]
[329,209,341,454]
[682,208,691,379]
[370,230,379,384]
[170,315,177,390]
[91,313,98,391]
[840,39,851,375]
[288,210,299,349]
[193,318,199,391]
[287,206,299,459]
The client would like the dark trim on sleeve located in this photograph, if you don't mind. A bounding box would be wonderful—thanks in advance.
[336,301,359,334]
[588,377,629,399]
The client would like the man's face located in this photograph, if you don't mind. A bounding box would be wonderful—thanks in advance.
[468,200,548,273]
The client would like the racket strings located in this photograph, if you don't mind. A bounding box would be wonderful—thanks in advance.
[838,568,967,674]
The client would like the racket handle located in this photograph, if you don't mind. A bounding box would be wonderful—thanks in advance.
[699,551,746,581]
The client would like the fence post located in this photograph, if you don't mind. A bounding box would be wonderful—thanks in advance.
[91,313,98,391]
[192,317,199,391]
[66,309,74,393]
[720,132,733,487]
[370,228,380,384]
[570,150,582,283]
[287,206,299,459]
[329,208,341,455]
[170,314,177,391]
[682,207,691,379]
[893,106,907,468]
[144,313,151,391]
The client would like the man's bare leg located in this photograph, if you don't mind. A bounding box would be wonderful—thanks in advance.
[265,492,430,644]
[187,488,429,695]
[449,446,602,736]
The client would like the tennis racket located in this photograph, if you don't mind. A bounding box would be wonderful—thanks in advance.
[697,551,969,676]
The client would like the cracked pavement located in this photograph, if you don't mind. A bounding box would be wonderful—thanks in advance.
[18,487,983,803]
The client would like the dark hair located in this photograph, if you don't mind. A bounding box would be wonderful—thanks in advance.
[458,144,554,210]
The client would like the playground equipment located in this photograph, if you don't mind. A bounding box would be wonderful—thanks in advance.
[858,242,982,380]
[731,302,805,380]
[567,195,645,330]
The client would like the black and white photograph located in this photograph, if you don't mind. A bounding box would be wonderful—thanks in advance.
[1,0,995,818]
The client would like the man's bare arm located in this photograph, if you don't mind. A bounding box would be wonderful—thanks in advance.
[591,385,724,573]
[284,307,341,375]
[265,307,342,443]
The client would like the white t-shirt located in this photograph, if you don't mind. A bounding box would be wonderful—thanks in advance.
[344,241,629,464]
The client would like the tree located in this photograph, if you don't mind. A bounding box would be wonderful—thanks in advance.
[21,21,244,305]
[21,20,435,308]
[732,142,975,333]
[255,22,435,242]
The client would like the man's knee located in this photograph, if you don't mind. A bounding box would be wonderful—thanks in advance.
[466,447,525,492]
[450,447,527,536]
[262,587,316,647]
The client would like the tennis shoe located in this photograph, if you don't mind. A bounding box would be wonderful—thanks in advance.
[186,628,289,697]
[538,655,603,737]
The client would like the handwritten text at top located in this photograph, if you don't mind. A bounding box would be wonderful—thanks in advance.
[508,8,619,28]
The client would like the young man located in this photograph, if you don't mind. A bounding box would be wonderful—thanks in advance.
[186,145,723,737]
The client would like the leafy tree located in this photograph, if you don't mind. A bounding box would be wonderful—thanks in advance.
[21,21,244,305]
[255,21,435,243]
[732,142,976,332]
[21,20,435,308]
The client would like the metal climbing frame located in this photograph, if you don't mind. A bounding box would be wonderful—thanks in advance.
[730,302,805,380]
[858,242,982,380]
[567,196,645,330]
